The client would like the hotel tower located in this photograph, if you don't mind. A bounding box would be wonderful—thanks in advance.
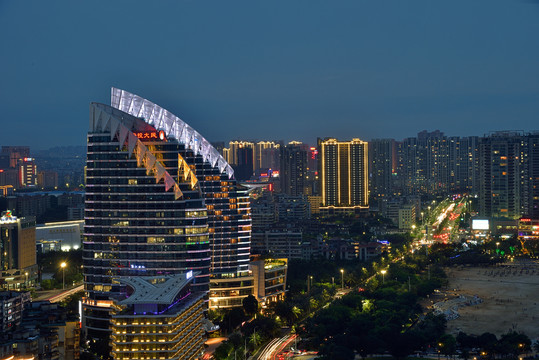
[83,89,253,344]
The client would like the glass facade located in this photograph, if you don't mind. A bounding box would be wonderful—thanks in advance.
[111,89,253,309]
[83,103,210,339]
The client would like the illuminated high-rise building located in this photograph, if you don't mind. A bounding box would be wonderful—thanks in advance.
[318,138,368,212]
[226,141,255,166]
[111,89,253,309]
[18,157,38,188]
[479,132,525,219]
[0,211,37,290]
[83,102,211,342]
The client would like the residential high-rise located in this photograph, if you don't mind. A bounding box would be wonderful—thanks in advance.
[255,141,280,172]
[318,138,369,211]
[1,146,30,169]
[369,139,396,199]
[280,141,308,196]
[526,132,539,218]
[479,132,524,219]
[448,136,480,194]
[235,146,254,180]
[111,88,253,309]
[226,141,254,167]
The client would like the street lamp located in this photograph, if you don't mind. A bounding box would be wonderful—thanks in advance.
[61,262,67,290]
[380,269,387,284]
[340,269,344,290]
[25,272,28,288]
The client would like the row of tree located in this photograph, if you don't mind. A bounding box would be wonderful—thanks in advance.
[299,240,535,359]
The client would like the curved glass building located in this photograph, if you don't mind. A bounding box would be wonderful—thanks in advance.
[83,89,253,341]
[83,103,211,339]
[110,88,253,309]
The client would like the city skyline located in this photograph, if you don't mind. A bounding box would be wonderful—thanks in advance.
[2,0,539,149]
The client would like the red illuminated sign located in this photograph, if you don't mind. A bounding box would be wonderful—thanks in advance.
[133,130,166,142]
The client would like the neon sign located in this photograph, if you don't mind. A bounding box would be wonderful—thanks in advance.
[133,130,166,141]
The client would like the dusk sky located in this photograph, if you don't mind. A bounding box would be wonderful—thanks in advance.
[1,0,539,149]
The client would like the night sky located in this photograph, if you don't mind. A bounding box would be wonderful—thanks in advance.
[1,0,538,149]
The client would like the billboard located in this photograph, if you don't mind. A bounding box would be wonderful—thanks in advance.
[472,219,490,231]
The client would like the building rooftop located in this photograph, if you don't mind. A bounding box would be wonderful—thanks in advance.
[111,87,234,178]
[116,272,196,305]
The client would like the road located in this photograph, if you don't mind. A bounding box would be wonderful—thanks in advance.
[255,333,297,360]
[34,284,84,303]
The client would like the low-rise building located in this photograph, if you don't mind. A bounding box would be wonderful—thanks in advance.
[518,218,539,241]
[36,220,84,253]
[250,258,287,308]
[398,204,416,230]
[0,291,31,332]
[0,299,80,360]
[320,239,383,261]
[251,229,303,259]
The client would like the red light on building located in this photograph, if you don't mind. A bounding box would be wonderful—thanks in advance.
[133,131,166,142]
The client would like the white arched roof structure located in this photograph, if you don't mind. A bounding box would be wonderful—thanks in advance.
[111,87,234,179]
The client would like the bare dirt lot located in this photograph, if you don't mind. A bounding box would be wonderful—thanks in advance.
[443,260,539,341]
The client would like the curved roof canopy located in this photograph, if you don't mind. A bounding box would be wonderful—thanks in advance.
[111,88,234,178]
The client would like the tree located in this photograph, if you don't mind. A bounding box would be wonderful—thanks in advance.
[223,307,246,332]
[387,332,423,360]
[318,342,355,360]
[242,295,258,316]
[249,331,261,348]
[214,342,233,360]
[354,333,384,358]
[438,334,457,358]
[498,331,531,358]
